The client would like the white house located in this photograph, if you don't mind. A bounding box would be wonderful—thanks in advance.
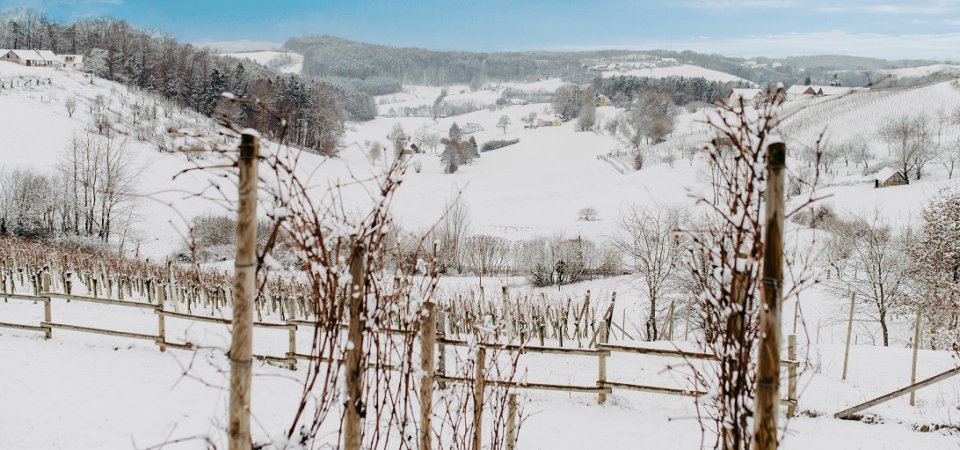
[0,49,63,67]
[728,88,764,106]
[61,54,84,70]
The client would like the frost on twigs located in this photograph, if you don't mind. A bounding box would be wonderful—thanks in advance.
[683,85,821,450]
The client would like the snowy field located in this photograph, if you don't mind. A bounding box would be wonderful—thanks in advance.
[2,277,959,449]
[3,58,960,449]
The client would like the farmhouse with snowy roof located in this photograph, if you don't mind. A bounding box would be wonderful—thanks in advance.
[873,167,908,188]
[0,49,63,67]
[728,88,764,106]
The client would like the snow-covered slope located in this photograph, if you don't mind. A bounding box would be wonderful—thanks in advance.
[596,63,748,83]
[224,50,303,74]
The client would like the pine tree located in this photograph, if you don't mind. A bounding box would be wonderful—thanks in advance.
[448,122,462,141]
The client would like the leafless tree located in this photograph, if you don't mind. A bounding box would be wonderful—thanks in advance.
[880,115,934,182]
[614,204,685,340]
[65,96,77,118]
[828,212,910,347]
[463,234,509,287]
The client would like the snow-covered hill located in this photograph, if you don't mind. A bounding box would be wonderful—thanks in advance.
[223,50,303,74]
[4,60,960,449]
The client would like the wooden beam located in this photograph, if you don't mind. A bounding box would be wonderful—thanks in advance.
[42,321,158,341]
[835,366,960,419]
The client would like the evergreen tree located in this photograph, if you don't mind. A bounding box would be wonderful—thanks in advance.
[448,122,462,141]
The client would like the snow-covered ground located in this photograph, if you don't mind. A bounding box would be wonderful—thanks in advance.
[224,50,303,74]
[597,63,748,83]
[3,59,960,448]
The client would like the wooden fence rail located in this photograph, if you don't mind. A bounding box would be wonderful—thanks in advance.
[4,288,809,450]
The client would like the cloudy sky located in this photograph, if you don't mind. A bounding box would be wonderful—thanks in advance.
[4,0,960,60]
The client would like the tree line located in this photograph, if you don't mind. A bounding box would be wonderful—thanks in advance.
[0,8,346,155]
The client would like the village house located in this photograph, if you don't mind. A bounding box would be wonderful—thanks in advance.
[873,167,908,188]
[536,116,563,127]
[595,94,611,107]
[61,54,84,70]
[0,49,63,67]
[727,88,764,106]
[787,84,860,100]
[460,123,484,134]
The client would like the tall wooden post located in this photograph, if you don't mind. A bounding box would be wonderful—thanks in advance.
[419,302,437,450]
[506,393,518,450]
[344,243,367,450]
[787,334,797,417]
[472,346,487,450]
[910,306,922,406]
[228,131,258,450]
[437,310,447,389]
[597,320,609,405]
[842,291,856,381]
[753,142,785,450]
[43,297,52,339]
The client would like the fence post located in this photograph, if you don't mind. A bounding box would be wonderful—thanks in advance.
[344,243,367,450]
[43,297,52,339]
[666,300,675,341]
[437,310,447,389]
[157,309,166,352]
[420,302,437,450]
[472,346,486,450]
[910,306,922,406]
[787,334,797,417]
[506,393,518,450]
[753,141,786,450]
[228,131,258,450]
[287,322,297,370]
[842,291,856,381]
[597,320,608,405]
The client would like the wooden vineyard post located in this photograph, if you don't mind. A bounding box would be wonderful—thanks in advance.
[419,302,437,450]
[506,393,518,450]
[753,142,785,450]
[842,291,856,381]
[472,346,486,450]
[437,310,447,389]
[228,131,258,450]
[597,320,609,405]
[792,298,800,335]
[43,296,52,339]
[502,286,513,344]
[666,300,675,341]
[157,309,166,352]
[910,306,921,406]
[287,323,297,370]
[787,334,797,417]
[344,243,367,450]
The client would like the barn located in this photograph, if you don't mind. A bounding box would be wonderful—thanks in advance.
[873,167,908,188]
[0,49,63,67]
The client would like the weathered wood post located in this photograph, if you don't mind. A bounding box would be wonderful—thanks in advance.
[344,243,367,450]
[228,131,258,450]
[287,322,297,370]
[419,302,437,450]
[157,309,166,352]
[666,300,675,341]
[597,320,609,405]
[506,393,518,450]
[472,346,487,450]
[910,306,921,406]
[753,141,785,450]
[842,291,856,381]
[437,310,447,389]
[787,334,797,417]
[43,296,52,339]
